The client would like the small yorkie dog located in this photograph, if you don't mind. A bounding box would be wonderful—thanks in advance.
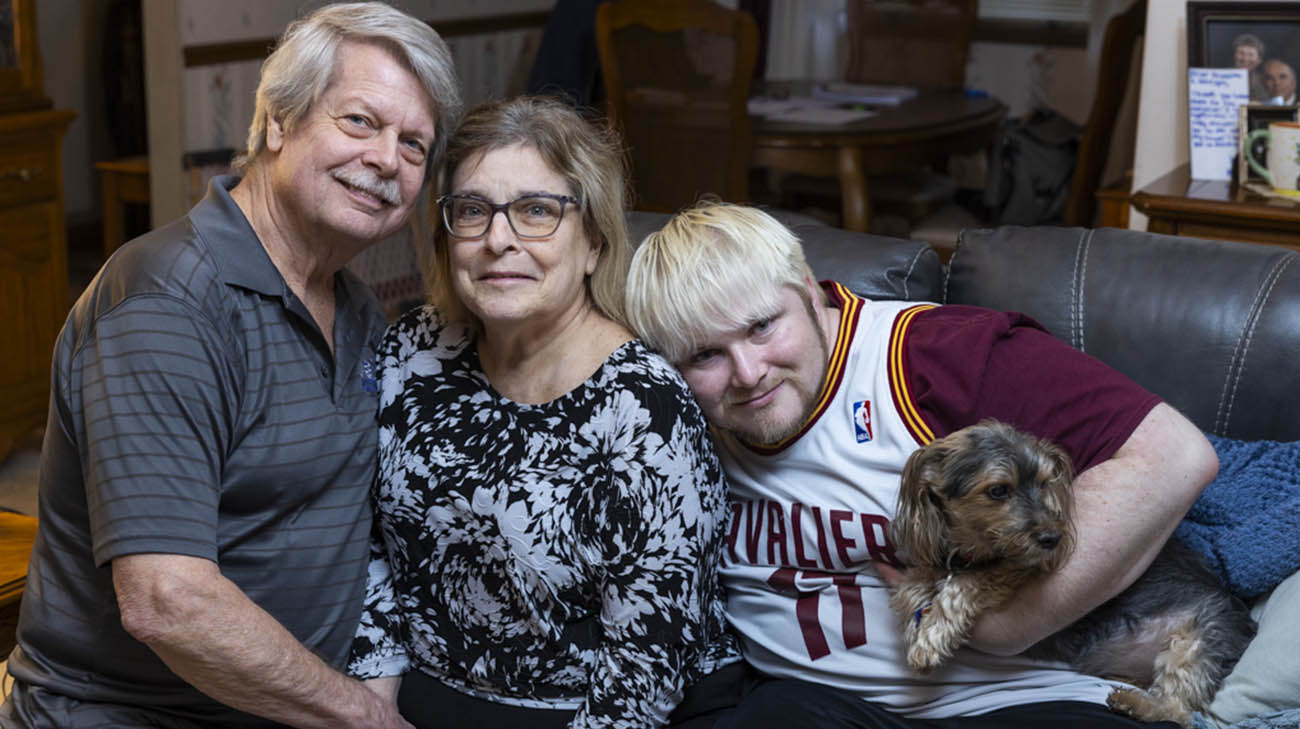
[888,420,1255,726]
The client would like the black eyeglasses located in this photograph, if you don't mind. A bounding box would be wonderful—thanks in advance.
[438,193,580,239]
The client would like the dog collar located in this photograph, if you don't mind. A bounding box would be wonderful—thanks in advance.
[945,550,994,571]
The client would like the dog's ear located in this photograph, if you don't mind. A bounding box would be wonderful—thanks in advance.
[1037,440,1074,515]
[892,438,954,567]
[1039,438,1078,560]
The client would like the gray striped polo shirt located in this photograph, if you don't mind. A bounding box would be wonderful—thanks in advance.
[8,175,390,727]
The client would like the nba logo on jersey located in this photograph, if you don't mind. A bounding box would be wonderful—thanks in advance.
[852,400,873,442]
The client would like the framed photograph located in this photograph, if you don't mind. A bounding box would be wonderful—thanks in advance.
[1188,2,1300,104]
[1237,103,1300,184]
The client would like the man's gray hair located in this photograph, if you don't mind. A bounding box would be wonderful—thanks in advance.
[232,1,462,176]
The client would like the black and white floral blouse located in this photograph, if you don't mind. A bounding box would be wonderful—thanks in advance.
[348,305,741,728]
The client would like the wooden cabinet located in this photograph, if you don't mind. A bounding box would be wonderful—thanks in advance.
[1131,165,1300,252]
[0,108,74,463]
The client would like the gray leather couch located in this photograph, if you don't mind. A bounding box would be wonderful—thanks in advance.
[627,212,1300,442]
[945,227,1298,442]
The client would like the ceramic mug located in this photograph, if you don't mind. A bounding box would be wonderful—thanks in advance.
[1246,121,1300,197]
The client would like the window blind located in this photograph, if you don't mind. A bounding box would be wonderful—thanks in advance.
[979,0,1090,22]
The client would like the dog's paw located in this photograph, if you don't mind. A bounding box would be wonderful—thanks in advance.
[904,605,946,675]
[906,643,945,674]
[1106,688,1191,727]
[905,613,961,673]
[1105,687,1142,717]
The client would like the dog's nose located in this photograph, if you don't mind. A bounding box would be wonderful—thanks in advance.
[1035,532,1061,550]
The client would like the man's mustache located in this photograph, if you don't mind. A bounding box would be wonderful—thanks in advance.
[333,168,401,206]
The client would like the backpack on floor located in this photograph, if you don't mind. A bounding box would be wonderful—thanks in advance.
[984,110,1081,226]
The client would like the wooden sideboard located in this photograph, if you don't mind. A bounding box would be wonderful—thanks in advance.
[0,512,38,607]
[1131,164,1300,252]
[0,108,76,463]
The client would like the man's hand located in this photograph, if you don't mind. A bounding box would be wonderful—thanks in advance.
[114,553,414,729]
[873,561,904,588]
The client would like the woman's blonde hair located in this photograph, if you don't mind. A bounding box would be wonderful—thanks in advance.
[425,96,631,333]
[627,202,814,363]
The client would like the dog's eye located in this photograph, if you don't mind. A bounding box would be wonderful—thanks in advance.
[987,483,1011,500]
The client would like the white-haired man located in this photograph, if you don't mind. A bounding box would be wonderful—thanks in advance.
[1,4,460,728]
[625,202,1217,729]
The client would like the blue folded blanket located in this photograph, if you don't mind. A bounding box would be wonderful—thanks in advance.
[1174,434,1300,601]
[1194,708,1300,729]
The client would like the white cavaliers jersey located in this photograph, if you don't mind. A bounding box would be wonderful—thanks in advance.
[716,283,1121,717]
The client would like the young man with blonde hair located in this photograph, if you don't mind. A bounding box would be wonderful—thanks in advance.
[625,202,1217,728]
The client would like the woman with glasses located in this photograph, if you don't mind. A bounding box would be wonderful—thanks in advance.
[347,95,743,729]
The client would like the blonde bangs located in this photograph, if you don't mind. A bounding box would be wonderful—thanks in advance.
[627,203,810,363]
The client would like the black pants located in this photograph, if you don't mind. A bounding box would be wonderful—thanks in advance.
[397,662,746,729]
[712,678,1183,729]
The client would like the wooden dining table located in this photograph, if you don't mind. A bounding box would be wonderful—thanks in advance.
[750,89,1007,233]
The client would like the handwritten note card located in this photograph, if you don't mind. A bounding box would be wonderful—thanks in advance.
[1189,68,1250,181]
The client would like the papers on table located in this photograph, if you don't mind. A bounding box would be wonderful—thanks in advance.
[747,82,920,125]
[748,95,878,125]
[812,82,919,106]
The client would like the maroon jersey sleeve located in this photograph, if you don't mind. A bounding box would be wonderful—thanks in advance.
[902,305,1161,473]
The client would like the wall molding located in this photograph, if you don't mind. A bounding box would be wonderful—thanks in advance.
[183,10,551,67]
[973,17,1088,47]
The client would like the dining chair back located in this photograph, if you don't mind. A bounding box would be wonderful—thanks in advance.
[595,0,759,212]
[833,0,979,233]
[1061,0,1147,227]
[846,0,978,91]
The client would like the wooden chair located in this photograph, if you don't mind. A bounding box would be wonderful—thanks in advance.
[1061,0,1147,227]
[838,0,979,228]
[846,0,979,91]
[595,0,759,212]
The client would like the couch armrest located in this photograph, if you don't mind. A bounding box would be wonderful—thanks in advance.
[945,226,1300,441]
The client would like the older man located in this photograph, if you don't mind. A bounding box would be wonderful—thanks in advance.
[0,4,459,728]
[1232,34,1268,100]
[1263,58,1297,105]
[625,203,1217,729]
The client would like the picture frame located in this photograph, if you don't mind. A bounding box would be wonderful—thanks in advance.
[1237,103,1300,184]
[1188,2,1300,104]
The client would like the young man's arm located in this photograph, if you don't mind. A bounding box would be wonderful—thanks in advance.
[114,553,414,729]
[966,402,1218,654]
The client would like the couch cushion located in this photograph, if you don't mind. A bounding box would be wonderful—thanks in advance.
[626,210,944,304]
[790,223,943,303]
[945,226,1300,441]
[1205,568,1300,727]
